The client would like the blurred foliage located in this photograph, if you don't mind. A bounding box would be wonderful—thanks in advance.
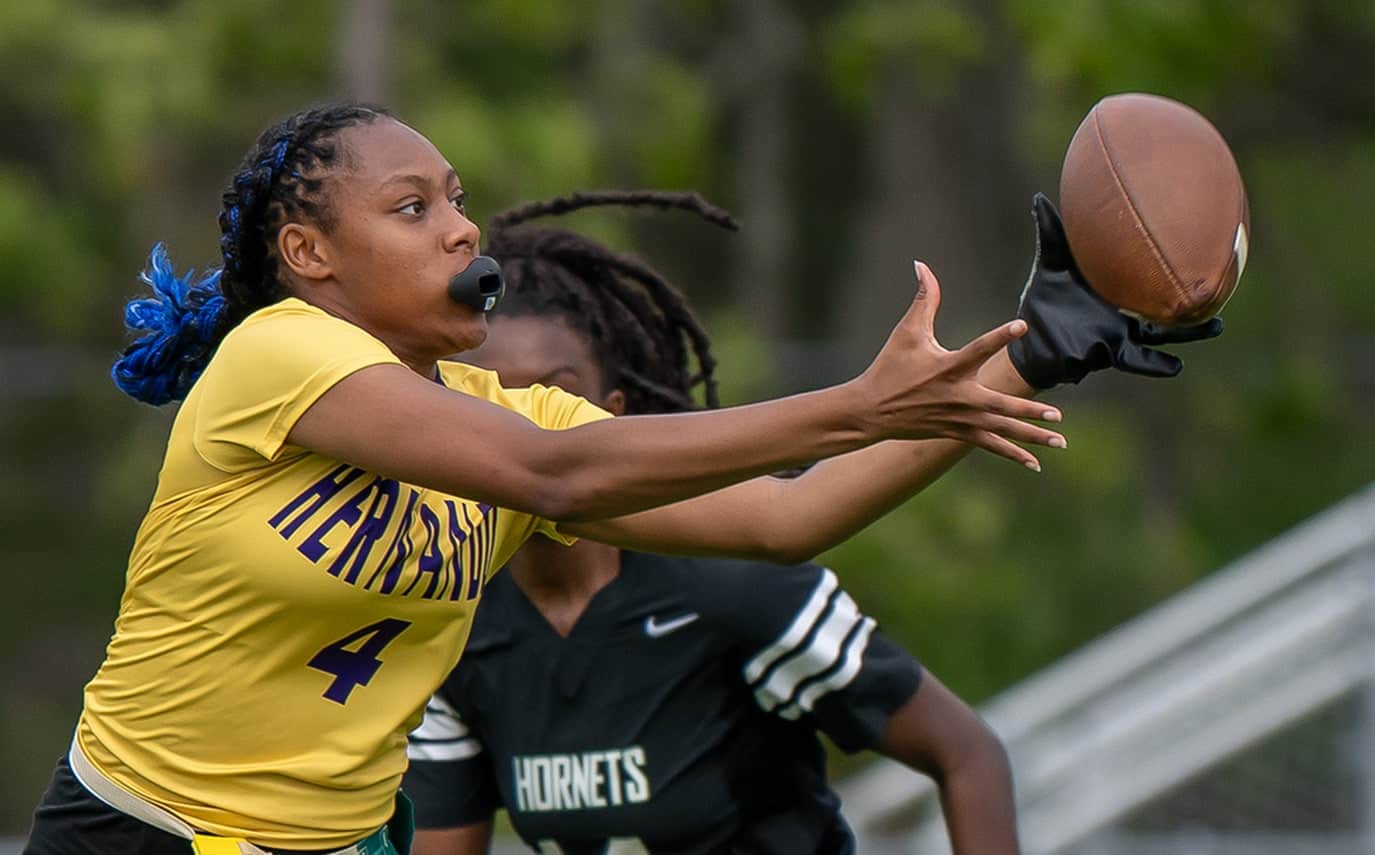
[1,0,1372,834]
[826,0,986,107]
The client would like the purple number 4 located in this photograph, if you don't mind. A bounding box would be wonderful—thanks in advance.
[308,618,412,704]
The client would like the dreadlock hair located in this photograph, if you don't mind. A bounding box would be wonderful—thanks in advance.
[485,190,737,416]
[112,103,390,405]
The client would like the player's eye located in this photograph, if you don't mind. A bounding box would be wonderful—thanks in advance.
[398,200,424,217]
[450,193,468,215]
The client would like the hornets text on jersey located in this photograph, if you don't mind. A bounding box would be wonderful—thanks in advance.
[404,552,922,854]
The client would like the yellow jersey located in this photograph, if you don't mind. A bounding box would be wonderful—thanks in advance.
[76,298,610,849]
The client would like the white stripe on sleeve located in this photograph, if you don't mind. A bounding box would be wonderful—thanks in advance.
[407,694,483,761]
[751,588,864,714]
[743,568,839,684]
[407,738,483,762]
[781,616,876,720]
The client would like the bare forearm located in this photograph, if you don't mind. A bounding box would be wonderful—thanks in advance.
[744,350,1043,560]
[554,260,1053,528]
[742,438,967,562]
[879,675,1021,855]
[294,313,1054,526]
[563,351,1049,559]
[938,742,1020,855]
[293,364,880,522]
[536,383,875,522]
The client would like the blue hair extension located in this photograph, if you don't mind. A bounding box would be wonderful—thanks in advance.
[221,203,244,276]
[111,243,228,405]
[268,137,290,170]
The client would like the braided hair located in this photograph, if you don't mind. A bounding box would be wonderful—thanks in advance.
[112,104,390,405]
[485,190,737,415]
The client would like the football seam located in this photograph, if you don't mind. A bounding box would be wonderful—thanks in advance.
[1091,107,1191,309]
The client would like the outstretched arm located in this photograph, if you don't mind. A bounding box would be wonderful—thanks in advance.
[291,263,1062,523]
[563,346,1035,562]
[563,264,1045,560]
[877,674,1020,855]
[567,199,1223,560]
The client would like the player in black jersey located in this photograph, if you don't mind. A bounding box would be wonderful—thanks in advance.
[403,191,1016,855]
[402,191,1222,854]
[409,551,973,855]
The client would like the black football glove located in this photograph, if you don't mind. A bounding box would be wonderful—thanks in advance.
[1008,193,1224,389]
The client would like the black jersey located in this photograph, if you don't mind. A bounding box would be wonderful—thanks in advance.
[403,552,922,854]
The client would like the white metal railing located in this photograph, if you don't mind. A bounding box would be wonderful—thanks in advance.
[838,483,1375,854]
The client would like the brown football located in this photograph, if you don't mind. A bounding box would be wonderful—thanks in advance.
[1059,93,1250,325]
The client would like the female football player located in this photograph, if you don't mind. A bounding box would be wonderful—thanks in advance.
[402,191,1222,855]
[22,104,1070,855]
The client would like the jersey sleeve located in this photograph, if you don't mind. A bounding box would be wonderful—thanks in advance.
[193,301,403,471]
[403,693,501,829]
[709,562,923,752]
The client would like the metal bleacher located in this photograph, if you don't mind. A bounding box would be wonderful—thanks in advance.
[839,483,1375,854]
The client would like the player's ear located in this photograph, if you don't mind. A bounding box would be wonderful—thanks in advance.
[279,222,333,282]
[601,389,627,416]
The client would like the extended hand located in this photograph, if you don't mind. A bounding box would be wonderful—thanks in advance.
[856,262,1065,471]
[1008,193,1224,389]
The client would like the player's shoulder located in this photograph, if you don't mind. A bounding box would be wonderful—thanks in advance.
[619,550,776,592]
[229,297,365,341]
[212,297,394,369]
[622,552,831,623]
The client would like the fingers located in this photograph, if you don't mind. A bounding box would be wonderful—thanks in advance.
[899,260,942,338]
[952,318,1030,371]
[954,391,1066,470]
[982,412,1066,448]
[966,430,1046,472]
[975,386,1063,424]
[1135,316,1225,345]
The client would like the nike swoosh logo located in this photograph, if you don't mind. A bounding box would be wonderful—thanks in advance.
[644,612,700,638]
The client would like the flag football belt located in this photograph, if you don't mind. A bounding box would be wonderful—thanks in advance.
[68,735,398,855]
